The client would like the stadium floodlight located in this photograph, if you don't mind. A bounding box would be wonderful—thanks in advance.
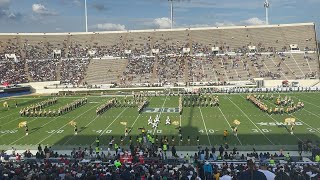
[264,0,270,25]
[85,0,88,32]
[168,0,174,29]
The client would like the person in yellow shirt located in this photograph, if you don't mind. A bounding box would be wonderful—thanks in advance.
[213,169,220,180]
[223,130,228,141]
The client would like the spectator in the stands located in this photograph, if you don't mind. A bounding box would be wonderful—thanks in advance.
[238,160,267,180]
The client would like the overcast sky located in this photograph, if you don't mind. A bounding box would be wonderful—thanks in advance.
[0,0,319,36]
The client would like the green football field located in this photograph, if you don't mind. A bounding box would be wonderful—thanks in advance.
[0,92,320,150]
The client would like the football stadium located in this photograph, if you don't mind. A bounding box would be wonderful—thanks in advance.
[0,0,320,179]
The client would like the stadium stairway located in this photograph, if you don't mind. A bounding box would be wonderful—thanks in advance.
[24,62,33,82]
[84,58,128,85]
[151,56,158,84]
[184,57,189,83]
[310,81,320,87]
[56,59,62,81]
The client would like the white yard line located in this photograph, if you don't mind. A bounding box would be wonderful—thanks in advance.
[1,116,23,126]
[0,112,18,120]
[217,107,243,145]
[294,92,320,107]
[285,96,320,133]
[226,96,275,145]
[302,109,320,119]
[179,115,182,127]
[152,96,167,135]
[37,103,100,145]
[291,115,320,134]
[10,116,62,145]
[0,98,9,103]
[126,96,153,137]
[90,108,128,146]
[267,114,303,142]
[198,107,212,146]
[0,100,32,120]
[62,115,101,145]
[129,114,141,131]
[124,114,141,139]
[240,95,302,142]
[294,94,320,108]
[299,93,320,101]
[0,117,40,138]
[298,99,320,109]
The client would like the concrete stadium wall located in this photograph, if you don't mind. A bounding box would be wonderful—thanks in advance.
[264,79,319,88]
[22,81,60,93]
[22,79,320,95]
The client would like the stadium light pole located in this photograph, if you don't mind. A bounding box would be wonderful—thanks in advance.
[168,0,174,29]
[264,0,270,25]
[85,0,88,32]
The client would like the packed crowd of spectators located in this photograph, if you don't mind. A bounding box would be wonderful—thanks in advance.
[1,141,320,180]
[0,61,28,84]
[121,57,155,85]
[60,58,90,85]
[156,56,185,84]
[25,43,54,60]
[27,60,59,82]
[0,32,319,86]
[66,42,89,59]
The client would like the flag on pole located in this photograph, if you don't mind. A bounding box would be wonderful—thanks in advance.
[18,121,27,128]
[69,120,77,126]
[120,122,127,126]
[233,119,241,126]
[285,118,295,125]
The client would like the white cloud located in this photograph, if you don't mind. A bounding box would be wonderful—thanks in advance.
[32,4,57,16]
[92,23,126,31]
[215,21,235,27]
[177,23,213,29]
[241,17,265,25]
[140,17,172,29]
[153,17,172,29]
[72,0,82,6]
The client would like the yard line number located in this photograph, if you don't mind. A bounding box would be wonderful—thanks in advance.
[46,130,64,134]
[199,129,215,134]
[252,129,271,133]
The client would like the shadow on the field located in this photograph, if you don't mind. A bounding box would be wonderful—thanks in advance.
[31,127,41,131]
[29,127,42,135]
[187,107,194,126]
[51,106,320,150]
[79,127,87,133]
[51,132,320,151]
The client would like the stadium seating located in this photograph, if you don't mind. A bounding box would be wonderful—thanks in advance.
[0,23,318,85]
[85,58,128,85]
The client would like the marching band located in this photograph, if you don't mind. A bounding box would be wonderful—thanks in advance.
[19,98,87,117]
[247,94,304,114]
[182,95,219,107]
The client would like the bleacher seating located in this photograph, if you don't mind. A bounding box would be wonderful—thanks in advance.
[85,58,128,85]
[0,23,318,86]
